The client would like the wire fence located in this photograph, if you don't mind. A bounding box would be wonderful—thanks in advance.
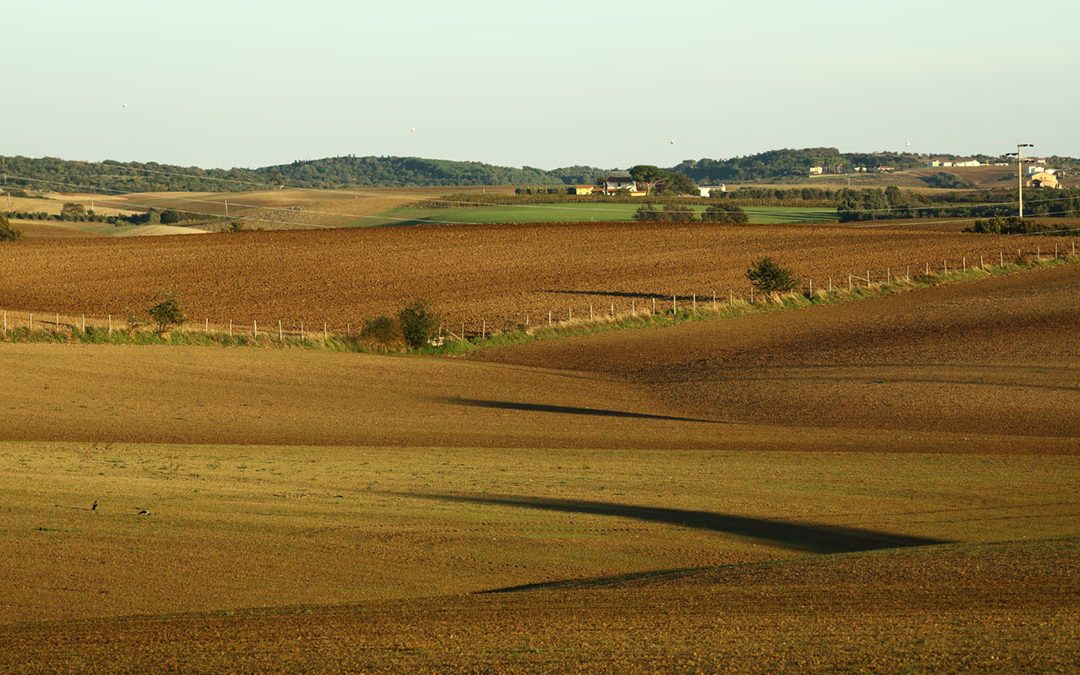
[2,242,1078,346]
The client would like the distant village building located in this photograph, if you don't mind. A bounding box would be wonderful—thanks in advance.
[808,166,824,176]
[569,185,599,195]
[603,171,637,194]
[699,185,727,198]
[1027,165,1046,176]
[876,166,896,173]
[953,160,981,167]
[1027,171,1061,189]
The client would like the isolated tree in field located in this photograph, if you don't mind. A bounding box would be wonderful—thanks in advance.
[746,257,799,293]
[360,315,399,345]
[701,203,748,224]
[658,172,699,196]
[148,293,186,332]
[60,202,86,221]
[159,209,182,224]
[398,301,440,348]
[0,213,21,241]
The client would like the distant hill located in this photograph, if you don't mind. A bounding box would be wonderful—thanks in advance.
[1,149,1076,194]
[0,155,603,193]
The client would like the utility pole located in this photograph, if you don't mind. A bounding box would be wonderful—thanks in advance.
[1009,143,1034,219]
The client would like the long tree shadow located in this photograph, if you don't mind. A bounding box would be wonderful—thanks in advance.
[403,492,950,555]
[430,397,720,424]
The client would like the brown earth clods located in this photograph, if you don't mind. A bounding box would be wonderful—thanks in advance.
[0,220,1075,328]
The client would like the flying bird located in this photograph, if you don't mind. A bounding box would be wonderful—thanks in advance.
[121,103,128,109]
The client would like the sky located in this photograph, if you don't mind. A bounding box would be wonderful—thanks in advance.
[4,0,1078,169]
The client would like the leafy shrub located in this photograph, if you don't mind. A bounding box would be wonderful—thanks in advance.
[701,203,748,224]
[147,293,186,332]
[662,203,696,222]
[966,216,1079,236]
[398,301,440,348]
[746,257,799,293]
[634,203,697,222]
[921,172,975,189]
[360,315,399,345]
[0,213,20,241]
[633,204,662,222]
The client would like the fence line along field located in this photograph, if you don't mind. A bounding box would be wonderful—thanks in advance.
[0,221,1075,328]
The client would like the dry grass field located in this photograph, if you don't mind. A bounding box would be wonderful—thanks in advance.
[1,220,1075,329]
[0,231,1077,668]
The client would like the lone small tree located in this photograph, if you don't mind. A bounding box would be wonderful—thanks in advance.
[0,213,21,241]
[398,301,440,348]
[148,292,186,332]
[746,257,799,293]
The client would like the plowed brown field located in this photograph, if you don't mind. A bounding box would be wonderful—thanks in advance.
[2,248,1078,670]
[474,263,1080,441]
[1,221,1075,328]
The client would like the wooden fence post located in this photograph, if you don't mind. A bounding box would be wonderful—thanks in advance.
[848,275,853,291]
[589,304,593,321]
[652,298,656,315]
[253,319,258,338]
[229,320,233,337]
[692,294,696,312]
[547,311,552,327]
[712,292,717,310]
[482,320,486,340]
[808,278,813,297]
[1000,250,1004,266]
[323,322,327,340]
[29,313,33,332]
[107,314,111,336]
[204,318,209,333]
[631,299,636,314]
[300,322,304,340]
[672,295,677,313]
[279,320,283,341]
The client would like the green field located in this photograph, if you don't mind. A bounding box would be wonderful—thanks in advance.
[362,203,838,227]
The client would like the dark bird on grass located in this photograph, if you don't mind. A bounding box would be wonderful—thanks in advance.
[137,509,151,516]
[91,500,98,512]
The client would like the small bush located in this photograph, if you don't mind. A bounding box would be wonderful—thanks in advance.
[746,257,799,293]
[147,293,186,332]
[0,213,21,241]
[360,315,399,345]
[701,203,749,224]
[398,301,440,348]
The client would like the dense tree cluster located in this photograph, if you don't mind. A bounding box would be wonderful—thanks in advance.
[837,187,1080,222]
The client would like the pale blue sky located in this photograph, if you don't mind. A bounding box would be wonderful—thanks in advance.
[4,0,1078,168]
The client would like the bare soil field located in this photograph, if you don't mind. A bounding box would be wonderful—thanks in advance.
[3,537,1075,672]
[475,264,1080,441]
[1,246,1077,669]
[0,220,1074,328]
